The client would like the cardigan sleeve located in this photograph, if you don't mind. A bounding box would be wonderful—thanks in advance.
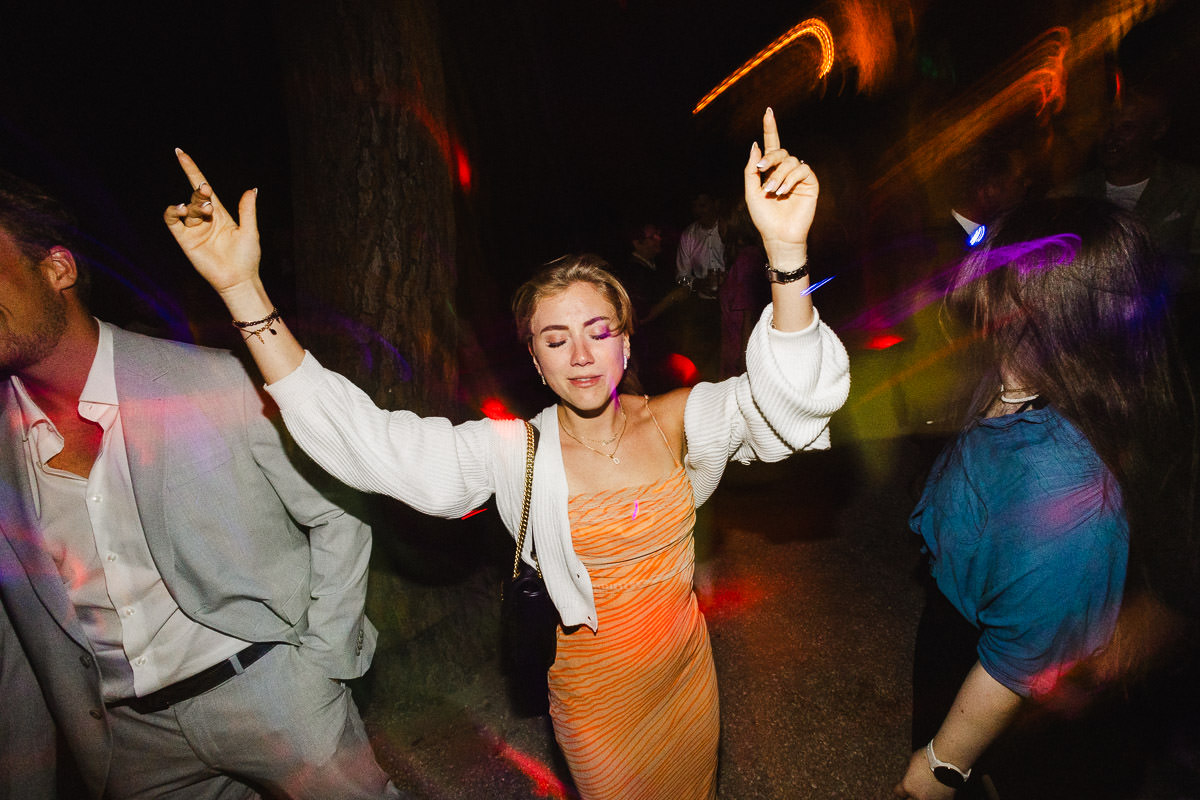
[264,352,519,518]
[683,305,850,506]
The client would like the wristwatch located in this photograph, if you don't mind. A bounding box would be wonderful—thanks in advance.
[764,262,809,284]
[925,740,971,789]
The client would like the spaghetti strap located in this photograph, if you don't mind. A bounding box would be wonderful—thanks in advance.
[643,395,680,468]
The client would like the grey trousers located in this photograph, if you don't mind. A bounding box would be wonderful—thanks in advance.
[104,644,402,799]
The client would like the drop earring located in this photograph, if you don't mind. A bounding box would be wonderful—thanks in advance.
[623,354,628,370]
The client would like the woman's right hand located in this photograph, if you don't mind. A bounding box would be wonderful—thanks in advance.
[163,149,304,383]
[163,148,263,302]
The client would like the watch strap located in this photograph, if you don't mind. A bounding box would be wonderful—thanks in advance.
[925,740,971,788]
[764,262,809,284]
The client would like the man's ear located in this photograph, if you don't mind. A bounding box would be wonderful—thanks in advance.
[42,246,78,291]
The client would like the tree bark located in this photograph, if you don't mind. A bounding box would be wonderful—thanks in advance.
[275,0,457,414]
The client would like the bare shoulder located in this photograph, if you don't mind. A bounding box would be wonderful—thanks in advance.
[645,387,691,428]
[642,387,691,450]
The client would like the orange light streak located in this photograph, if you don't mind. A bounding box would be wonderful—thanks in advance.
[872,27,1071,191]
[692,17,835,114]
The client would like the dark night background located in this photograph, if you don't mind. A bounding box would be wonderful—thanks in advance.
[6,1,1199,393]
[6,3,1200,796]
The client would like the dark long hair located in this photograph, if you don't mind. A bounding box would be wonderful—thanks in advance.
[946,197,1197,610]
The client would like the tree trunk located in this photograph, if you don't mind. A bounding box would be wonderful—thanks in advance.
[275,0,457,414]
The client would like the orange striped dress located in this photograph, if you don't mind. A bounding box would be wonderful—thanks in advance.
[548,466,719,800]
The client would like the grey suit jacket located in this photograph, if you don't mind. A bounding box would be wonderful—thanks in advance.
[0,325,377,798]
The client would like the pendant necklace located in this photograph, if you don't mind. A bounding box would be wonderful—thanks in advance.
[560,406,628,464]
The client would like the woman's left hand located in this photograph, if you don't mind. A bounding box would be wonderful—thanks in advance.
[893,749,957,800]
[744,107,818,252]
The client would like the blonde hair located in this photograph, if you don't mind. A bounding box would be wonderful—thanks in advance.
[511,254,634,344]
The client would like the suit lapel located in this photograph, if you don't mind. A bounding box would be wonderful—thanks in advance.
[0,381,91,648]
[110,328,174,578]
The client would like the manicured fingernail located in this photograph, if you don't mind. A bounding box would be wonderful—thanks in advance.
[201,201,213,210]
[763,178,780,193]
[177,204,187,212]
[174,147,182,155]
[756,159,769,169]
[253,187,259,197]
[766,106,774,115]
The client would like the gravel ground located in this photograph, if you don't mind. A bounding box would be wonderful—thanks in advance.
[358,438,1199,799]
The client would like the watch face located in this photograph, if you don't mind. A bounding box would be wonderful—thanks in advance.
[933,766,967,789]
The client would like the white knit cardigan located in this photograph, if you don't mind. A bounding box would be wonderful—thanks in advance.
[265,305,850,631]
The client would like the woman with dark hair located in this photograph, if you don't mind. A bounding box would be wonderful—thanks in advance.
[894,198,1196,799]
[164,110,850,800]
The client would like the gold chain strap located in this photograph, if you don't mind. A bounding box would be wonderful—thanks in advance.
[511,421,537,579]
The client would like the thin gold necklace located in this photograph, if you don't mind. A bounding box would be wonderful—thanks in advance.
[560,406,628,464]
[999,385,1039,404]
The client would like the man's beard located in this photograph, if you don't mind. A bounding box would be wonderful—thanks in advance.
[0,292,68,375]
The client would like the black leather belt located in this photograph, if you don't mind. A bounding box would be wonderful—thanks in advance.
[106,642,277,714]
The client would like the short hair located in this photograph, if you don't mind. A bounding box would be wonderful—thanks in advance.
[512,254,635,345]
[0,169,91,297]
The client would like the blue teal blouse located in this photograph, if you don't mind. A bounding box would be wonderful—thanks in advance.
[911,406,1128,697]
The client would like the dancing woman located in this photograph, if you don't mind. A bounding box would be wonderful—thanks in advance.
[165,109,850,800]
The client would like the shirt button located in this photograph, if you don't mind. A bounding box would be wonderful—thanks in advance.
[123,607,135,617]
[79,654,93,669]
[89,709,103,720]
[135,656,147,666]
[106,553,117,562]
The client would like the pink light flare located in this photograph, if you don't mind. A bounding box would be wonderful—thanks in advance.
[666,353,699,386]
[696,578,769,619]
[865,334,904,350]
[693,17,835,114]
[477,727,577,799]
[481,397,518,420]
[454,142,472,192]
[841,233,1081,337]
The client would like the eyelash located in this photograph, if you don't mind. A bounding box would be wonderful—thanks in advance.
[545,331,612,348]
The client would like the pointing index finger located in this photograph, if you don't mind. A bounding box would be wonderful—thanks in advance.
[762,107,781,153]
[174,148,227,215]
[174,148,211,191]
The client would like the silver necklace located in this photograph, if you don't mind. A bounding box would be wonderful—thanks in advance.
[560,407,628,464]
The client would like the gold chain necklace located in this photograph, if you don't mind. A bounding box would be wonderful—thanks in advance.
[560,406,628,464]
[999,385,1039,404]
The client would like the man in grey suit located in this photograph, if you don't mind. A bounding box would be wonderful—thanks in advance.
[0,172,401,798]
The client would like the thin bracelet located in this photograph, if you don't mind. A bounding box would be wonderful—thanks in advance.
[232,308,282,344]
[231,308,280,329]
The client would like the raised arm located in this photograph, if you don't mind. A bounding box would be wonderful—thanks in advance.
[163,149,304,383]
[744,107,818,332]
